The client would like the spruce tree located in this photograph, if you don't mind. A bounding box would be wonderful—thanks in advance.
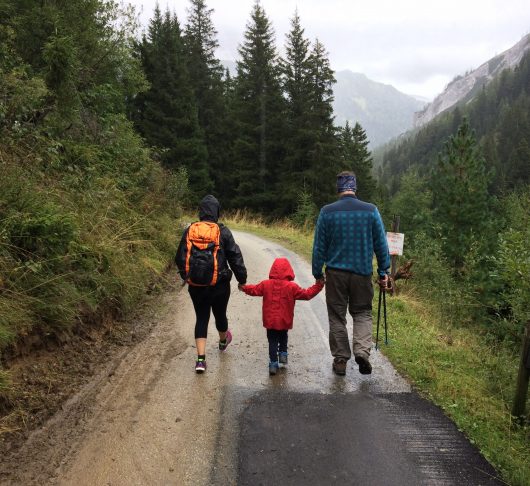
[230,1,286,212]
[282,11,310,120]
[184,0,224,107]
[217,68,240,202]
[184,0,229,197]
[339,121,376,201]
[132,6,210,197]
[279,11,313,214]
[497,95,530,190]
[304,38,340,208]
[431,118,492,272]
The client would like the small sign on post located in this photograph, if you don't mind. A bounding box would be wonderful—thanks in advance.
[387,232,405,256]
[387,216,404,294]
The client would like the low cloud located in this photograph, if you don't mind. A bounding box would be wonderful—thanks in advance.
[132,0,530,99]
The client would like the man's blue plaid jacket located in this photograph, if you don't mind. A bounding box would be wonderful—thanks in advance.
[312,194,390,279]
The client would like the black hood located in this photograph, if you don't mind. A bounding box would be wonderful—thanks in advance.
[199,195,220,222]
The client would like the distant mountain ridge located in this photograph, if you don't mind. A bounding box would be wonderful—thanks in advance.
[379,48,530,194]
[414,33,530,127]
[332,71,426,147]
[221,61,426,148]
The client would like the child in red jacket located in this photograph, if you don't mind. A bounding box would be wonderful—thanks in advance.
[240,257,324,375]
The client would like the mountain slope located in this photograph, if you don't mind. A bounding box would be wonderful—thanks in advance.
[414,33,530,127]
[221,61,426,148]
[380,49,530,194]
[332,71,426,148]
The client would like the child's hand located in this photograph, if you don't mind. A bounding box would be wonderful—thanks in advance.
[316,277,326,286]
[238,284,245,291]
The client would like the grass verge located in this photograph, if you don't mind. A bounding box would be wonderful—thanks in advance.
[224,212,530,486]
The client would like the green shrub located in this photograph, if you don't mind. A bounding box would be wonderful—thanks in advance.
[291,190,318,229]
[490,189,530,336]
[0,127,188,352]
[0,66,48,131]
[404,231,476,328]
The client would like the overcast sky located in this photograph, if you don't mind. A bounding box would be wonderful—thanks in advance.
[129,0,530,100]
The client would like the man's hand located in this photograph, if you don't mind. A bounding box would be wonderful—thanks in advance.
[378,274,390,290]
[316,276,326,285]
[238,284,245,291]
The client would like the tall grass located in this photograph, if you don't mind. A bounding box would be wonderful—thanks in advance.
[223,209,315,259]
[0,117,187,395]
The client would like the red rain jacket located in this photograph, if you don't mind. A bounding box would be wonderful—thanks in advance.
[242,258,324,331]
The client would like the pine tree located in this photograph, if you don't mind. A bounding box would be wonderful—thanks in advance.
[339,121,376,201]
[184,0,229,197]
[230,1,286,212]
[391,169,432,243]
[497,94,530,191]
[132,6,210,197]
[304,38,340,208]
[278,10,313,214]
[217,68,240,202]
[184,0,224,105]
[282,11,310,122]
[431,118,492,272]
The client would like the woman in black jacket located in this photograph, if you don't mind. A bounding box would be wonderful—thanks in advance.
[175,195,247,373]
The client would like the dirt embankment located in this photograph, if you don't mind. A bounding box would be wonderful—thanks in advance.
[0,277,180,460]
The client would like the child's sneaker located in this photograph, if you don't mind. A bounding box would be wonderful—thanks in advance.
[269,361,279,375]
[219,329,232,351]
[279,352,288,365]
[195,359,207,373]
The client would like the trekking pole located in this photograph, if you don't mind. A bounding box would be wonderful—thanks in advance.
[383,284,388,345]
[375,286,383,350]
[375,279,391,350]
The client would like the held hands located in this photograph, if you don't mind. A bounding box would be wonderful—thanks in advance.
[315,276,326,286]
[238,284,245,291]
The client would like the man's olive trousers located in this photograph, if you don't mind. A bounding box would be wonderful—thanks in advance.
[325,268,374,360]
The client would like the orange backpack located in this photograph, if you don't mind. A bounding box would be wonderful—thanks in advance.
[185,221,221,286]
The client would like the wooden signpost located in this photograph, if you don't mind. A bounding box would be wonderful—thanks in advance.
[387,215,403,279]
[512,321,530,421]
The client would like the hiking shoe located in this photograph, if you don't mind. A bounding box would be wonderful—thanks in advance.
[355,355,372,375]
[279,352,288,365]
[219,329,232,351]
[269,361,279,376]
[195,359,207,373]
[332,358,347,376]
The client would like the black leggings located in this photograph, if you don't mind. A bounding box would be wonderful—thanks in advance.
[188,281,231,339]
[267,329,288,362]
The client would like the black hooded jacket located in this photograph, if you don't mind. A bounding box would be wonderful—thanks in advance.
[175,195,247,285]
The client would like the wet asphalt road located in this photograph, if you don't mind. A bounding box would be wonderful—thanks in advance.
[238,392,504,485]
[10,231,504,485]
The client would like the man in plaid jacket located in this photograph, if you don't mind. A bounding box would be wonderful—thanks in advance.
[312,171,390,376]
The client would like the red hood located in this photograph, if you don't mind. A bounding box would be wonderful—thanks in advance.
[269,258,295,281]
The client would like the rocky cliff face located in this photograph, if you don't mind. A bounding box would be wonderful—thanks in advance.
[414,34,530,128]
